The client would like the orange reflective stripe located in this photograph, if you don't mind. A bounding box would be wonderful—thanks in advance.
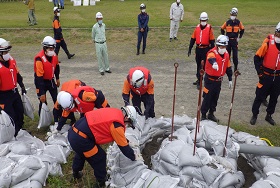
[72,126,88,139]
[257,82,263,88]
[0,104,4,109]
[83,145,98,158]
[102,99,108,108]
[203,87,209,94]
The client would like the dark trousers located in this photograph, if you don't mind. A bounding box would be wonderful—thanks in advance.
[0,89,24,137]
[227,39,238,71]
[68,118,107,181]
[55,39,70,56]
[252,75,280,116]
[131,92,155,118]
[35,79,59,122]
[195,47,209,80]
[201,76,222,115]
[137,31,148,51]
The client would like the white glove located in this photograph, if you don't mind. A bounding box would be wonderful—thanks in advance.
[135,153,144,161]
[52,129,59,134]
[229,81,233,89]
[212,62,219,71]
[129,141,139,148]
[237,38,240,42]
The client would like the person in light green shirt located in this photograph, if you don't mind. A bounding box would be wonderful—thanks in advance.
[24,0,37,26]
[92,12,111,76]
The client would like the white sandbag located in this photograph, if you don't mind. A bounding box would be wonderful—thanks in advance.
[250,180,273,188]
[83,0,89,6]
[158,139,184,165]
[30,165,49,185]
[46,134,69,147]
[9,142,32,155]
[0,173,11,188]
[47,162,63,176]
[89,0,95,5]
[16,130,45,151]
[73,0,81,6]
[266,174,280,186]
[0,110,15,144]
[10,165,35,186]
[219,171,245,188]
[30,180,43,188]
[37,103,52,129]
[11,178,30,188]
[18,156,45,170]
[231,131,256,143]
[0,157,16,174]
[0,143,10,156]
[43,145,67,164]
[22,93,35,120]
[179,146,211,167]
[212,155,237,171]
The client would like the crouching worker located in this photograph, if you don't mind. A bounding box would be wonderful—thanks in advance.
[53,85,110,134]
[68,106,138,187]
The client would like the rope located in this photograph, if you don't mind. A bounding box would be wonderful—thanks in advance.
[260,138,274,146]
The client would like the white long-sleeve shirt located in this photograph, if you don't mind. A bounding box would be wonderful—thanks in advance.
[170,2,184,21]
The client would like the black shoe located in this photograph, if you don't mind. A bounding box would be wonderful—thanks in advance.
[174,37,178,40]
[100,72,104,75]
[68,54,75,59]
[136,50,140,55]
[73,171,83,180]
[61,6,64,9]
[207,113,219,122]
[142,50,145,54]
[201,114,207,121]
[250,115,257,125]
[262,99,268,107]
[196,82,200,90]
[105,70,112,73]
[93,179,106,188]
[265,114,276,126]
[169,38,172,42]
[193,80,198,85]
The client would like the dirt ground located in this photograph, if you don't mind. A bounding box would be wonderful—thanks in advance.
[11,29,279,187]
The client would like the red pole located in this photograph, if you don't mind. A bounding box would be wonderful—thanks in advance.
[170,63,179,141]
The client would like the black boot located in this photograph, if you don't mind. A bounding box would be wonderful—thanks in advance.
[136,48,140,55]
[142,48,145,54]
[201,114,207,121]
[193,80,198,85]
[250,114,257,125]
[265,114,276,126]
[67,53,75,59]
[93,179,106,188]
[73,171,83,180]
[207,112,219,122]
[196,81,200,90]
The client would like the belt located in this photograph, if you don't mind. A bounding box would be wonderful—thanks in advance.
[229,38,237,40]
[196,45,209,48]
[208,77,223,82]
[263,71,280,76]
[72,126,88,139]
[95,41,106,44]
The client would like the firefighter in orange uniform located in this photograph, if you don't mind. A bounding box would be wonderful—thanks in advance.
[122,66,155,119]
[201,35,233,122]
[250,22,280,126]
[188,12,215,89]
[68,106,138,188]
[0,38,27,137]
[54,85,110,133]
[221,7,244,71]
[34,36,60,124]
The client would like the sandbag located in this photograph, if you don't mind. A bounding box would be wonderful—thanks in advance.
[0,173,11,188]
[22,94,35,120]
[0,143,10,156]
[0,110,15,144]
[37,103,53,129]
[9,142,32,155]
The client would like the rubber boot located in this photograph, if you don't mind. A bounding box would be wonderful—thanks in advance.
[207,112,219,122]
[73,171,83,180]
[201,113,207,121]
[136,48,140,55]
[67,53,75,59]
[265,113,276,126]
[250,114,257,125]
[93,179,106,188]
[142,48,145,54]
[193,80,198,85]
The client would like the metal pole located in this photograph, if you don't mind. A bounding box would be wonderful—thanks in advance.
[170,63,179,141]
[193,60,205,155]
[223,70,241,157]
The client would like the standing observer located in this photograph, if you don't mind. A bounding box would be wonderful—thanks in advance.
[136,3,149,55]
[34,36,61,125]
[188,12,215,90]
[249,22,280,126]
[24,0,37,26]
[0,38,27,137]
[169,0,184,42]
[92,12,111,76]
[221,7,244,71]
[122,66,155,119]
[53,7,75,59]
[201,35,233,122]
[68,106,139,188]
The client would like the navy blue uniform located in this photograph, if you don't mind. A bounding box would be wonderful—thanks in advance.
[137,12,149,53]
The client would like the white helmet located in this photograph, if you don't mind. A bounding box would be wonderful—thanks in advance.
[121,105,137,129]
[276,22,280,33]
[53,7,60,12]
[200,12,208,21]
[140,3,146,10]
[131,70,144,88]
[58,92,74,110]
[41,36,56,48]
[96,12,103,19]
[0,38,12,52]
[230,7,238,15]
[57,91,67,104]
[216,35,228,46]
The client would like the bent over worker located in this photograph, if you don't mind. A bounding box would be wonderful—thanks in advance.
[221,7,244,71]
[54,85,110,133]
[201,35,233,122]
[122,66,155,119]
[250,22,280,126]
[68,106,138,188]
[0,38,27,137]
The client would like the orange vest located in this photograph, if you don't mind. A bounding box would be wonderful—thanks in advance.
[61,80,82,92]
[263,35,280,71]
[195,24,211,46]
[128,66,149,95]
[85,108,125,145]
[71,86,95,113]
[205,47,230,77]
[0,57,18,91]
[34,50,58,80]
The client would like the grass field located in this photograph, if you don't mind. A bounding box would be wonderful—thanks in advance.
[1,0,280,187]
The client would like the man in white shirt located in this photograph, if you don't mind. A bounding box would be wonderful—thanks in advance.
[169,0,184,42]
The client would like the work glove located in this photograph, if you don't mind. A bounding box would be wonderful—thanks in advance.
[40,94,46,103]
[229,81,232,89]
[129,141,139,148]
[52,129,60,135]
[21,87,27,95]
[56,79,60,87]
[212,62,219,71]
[134,153,144,161]
[237,38,240,42]
[188,49,191,57]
